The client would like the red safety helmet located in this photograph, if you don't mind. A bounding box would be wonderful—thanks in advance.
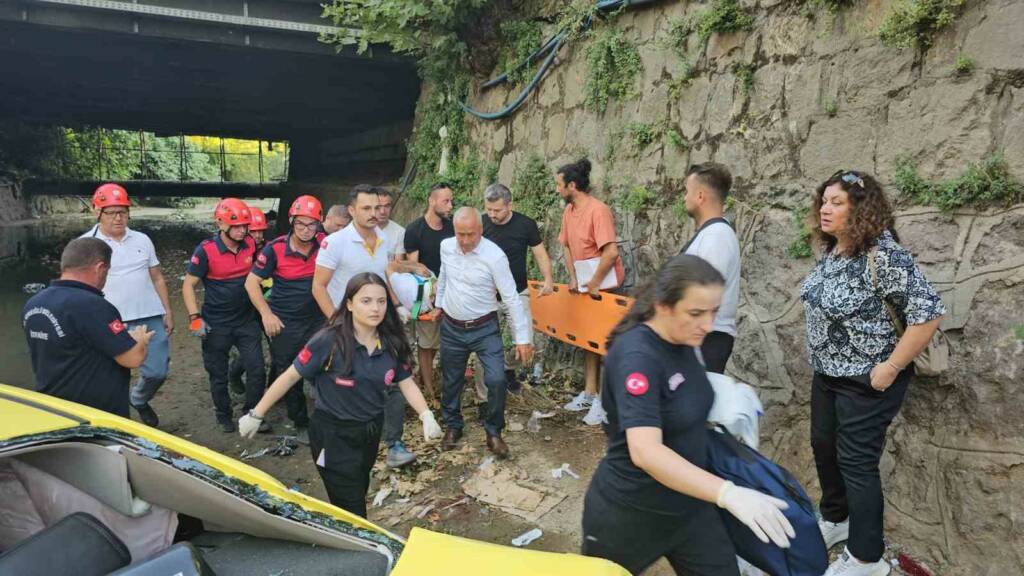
[288,195,323,222]
[92,183,131,209]
[248,207,268,231]
[214,198,252,226]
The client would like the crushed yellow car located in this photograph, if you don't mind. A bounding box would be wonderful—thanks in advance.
[0,383,626,575]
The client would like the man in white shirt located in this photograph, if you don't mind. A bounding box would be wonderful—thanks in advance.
[434,207,533,459]
[81,183,173,427]
[313,185,392,317]
[679,163,741,373]
[375,187,406,261]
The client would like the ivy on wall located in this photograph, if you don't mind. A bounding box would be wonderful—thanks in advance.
[584,29,644,113]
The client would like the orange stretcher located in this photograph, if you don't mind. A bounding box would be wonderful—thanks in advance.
[528,281,635,356]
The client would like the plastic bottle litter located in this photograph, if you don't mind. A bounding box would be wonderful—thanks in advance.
[551,463,580,480]
[526,410,556,434]
[531,363,543,384]
[511,528,543,547]
[22,283,45,294]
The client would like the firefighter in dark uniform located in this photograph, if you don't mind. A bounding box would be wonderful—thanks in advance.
[183,198,267,433]
[245,195,327,444]
[229,205,274,394]
[581,255,794,576]
[22,237,153,417]
[238,272,443,518]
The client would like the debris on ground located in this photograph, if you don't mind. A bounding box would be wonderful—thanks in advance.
[462,460,566,523]
[526,410,556,433]
[240,436,298,460]
[511,527,543,547]
[371,480,394,508]
[550,463,579,480]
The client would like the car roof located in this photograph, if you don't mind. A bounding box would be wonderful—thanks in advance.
[0,384,86,440]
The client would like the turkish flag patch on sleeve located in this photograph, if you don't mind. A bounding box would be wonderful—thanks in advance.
[190,255,200,265]
[256,253,267,267]
[625,372,650,396]
[108,320,126,335]
[297,347,312,365]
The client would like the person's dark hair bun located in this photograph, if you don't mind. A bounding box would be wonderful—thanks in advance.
[576,158,591,176]
[557,157,592,192]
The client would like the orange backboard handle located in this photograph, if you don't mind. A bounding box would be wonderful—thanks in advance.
[528,281,634,356]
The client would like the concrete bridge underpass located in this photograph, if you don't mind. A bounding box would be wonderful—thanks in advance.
[0,0,421,200]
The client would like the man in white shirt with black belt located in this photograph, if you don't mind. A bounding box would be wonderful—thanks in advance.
[434,207,533,459]
[81,183,173,427]
[679,163,741,373]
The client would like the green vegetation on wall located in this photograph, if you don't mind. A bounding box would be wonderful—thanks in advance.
[511,153,558,220]
[497,20,545,86]
[616,184,657,212]
[692,0,755,44]
[878,0,965,50]
[953,54,974,75]
[584,29,643,113]
[786,205,813,259]
[893,154,1024,212]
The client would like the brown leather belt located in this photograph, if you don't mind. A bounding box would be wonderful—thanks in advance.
[442,311,497,330]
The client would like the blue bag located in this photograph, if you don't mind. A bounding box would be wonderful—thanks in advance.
[705,428,828,576]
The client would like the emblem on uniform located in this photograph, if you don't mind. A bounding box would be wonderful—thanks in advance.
[625,372,649,396]
[256,253,267,266]
[108,320,126,335]
[335,377,354,387]
[297,347,312,365]
[191,255,200,265]
[668,372,685,391]
[384,368,396,386]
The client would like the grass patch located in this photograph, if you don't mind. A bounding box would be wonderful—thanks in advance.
[824,99,839,117]
[733,62,756,95]
[953,54,974,75]
[617,184,657,212]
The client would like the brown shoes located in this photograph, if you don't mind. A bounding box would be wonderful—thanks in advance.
[442,428,463,451]
[486,433,510,459]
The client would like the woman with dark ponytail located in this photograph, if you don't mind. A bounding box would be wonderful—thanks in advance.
[238,272,443,517]
[582,254,794,575]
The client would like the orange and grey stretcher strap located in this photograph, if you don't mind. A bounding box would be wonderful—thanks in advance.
[527,281,634,356]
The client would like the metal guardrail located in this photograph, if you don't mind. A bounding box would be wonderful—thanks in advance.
[24,0,358,36]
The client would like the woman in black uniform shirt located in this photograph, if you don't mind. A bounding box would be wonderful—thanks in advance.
[582,255,793,575]
[239,272,443,517]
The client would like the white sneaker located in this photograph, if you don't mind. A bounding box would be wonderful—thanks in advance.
[564,391,595,412]
[819,518,850,549]
[823,547,890,576]
[582,396,608,426]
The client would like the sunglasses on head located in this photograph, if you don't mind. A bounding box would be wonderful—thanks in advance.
[831,170,865,189]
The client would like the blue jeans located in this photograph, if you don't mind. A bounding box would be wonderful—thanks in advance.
[127,315,170,407]
[440,317,506,436]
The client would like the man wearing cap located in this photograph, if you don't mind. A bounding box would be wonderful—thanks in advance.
[80,183,172,427]
[183,198,268,433]
[246,195,326,444]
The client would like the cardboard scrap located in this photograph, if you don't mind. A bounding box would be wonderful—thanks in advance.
[462,462,567,523]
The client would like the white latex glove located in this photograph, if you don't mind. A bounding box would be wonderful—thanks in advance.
[419,410,443,441]
[396,305,411,324]
[238,412,263,439]
[717,481,794,549]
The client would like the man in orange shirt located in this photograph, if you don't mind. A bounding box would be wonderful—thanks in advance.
[556,158,624,426]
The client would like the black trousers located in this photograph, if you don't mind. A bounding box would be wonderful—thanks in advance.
[309,409,383,519]
[269,317,322,428]
[700,331,734,374]
[581,484,739,576]
[810,369,911,562]
[201,318,266,423]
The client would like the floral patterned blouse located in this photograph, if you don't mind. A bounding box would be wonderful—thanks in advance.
[800,230,946,377]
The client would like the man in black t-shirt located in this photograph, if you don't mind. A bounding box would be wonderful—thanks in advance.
[403,182,454,402]
[475,183,554,401]
[23,238,153,417]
